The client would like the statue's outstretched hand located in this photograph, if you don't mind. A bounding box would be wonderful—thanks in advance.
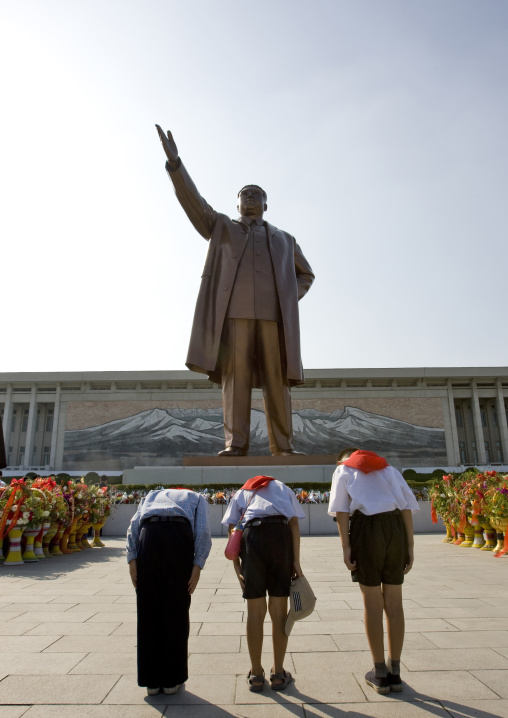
[155,124,179,168]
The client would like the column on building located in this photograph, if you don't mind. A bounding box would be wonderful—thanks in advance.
[23,385,38,469]
[446,381,460,465]
[49,384,61,470]
[470,380,487,465]
[495,379,508,464]
[2,384,13,450]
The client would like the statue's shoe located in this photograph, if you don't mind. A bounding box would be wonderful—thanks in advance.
[218,447,247,457]
[273,450,306,457]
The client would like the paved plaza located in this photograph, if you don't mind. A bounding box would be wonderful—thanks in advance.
[0,534,507,717]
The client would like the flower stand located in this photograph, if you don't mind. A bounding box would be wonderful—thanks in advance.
[59,525,74,554]
[67,519,81,552]
[491,517,508,558]
[50,525,65,556]
[442,525,454,543]
[43,524,59,557]
[460,521,475,548]
[453,531,465,545]
[34,523,51,559]
[472,526,486,549]
[92,522,106,547]
[22,526,41,562]
[79,522,93,549]
[4,527,24,566]
[480,521,497,551]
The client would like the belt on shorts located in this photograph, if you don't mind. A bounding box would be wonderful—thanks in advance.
[142,516,189,525]
[245,516,288,528]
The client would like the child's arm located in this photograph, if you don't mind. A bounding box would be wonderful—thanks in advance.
[289,516,303,577]
[228,523,246,590]
[335,512,357,571]
[401,509,414,574]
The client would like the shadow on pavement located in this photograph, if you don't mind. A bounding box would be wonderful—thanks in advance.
[0,545,125,580]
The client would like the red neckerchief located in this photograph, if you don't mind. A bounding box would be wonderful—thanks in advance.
[241,475,275,490]
[342,450,388,474]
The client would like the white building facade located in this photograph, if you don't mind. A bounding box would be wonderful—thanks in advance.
[1,367,507,474]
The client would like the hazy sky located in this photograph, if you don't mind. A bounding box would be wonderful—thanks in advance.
[1,0,507,373]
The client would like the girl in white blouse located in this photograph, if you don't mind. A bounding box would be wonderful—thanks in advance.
[329,448,418,696]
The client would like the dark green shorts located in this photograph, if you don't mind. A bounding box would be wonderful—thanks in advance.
[349,509,408,586]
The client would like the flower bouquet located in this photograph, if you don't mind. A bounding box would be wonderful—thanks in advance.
[485,475,508,557]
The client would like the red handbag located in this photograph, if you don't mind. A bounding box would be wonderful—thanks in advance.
[224,527,243,560]
[224,488,260,560]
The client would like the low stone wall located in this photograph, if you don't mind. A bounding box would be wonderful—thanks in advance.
[104,501,443,537]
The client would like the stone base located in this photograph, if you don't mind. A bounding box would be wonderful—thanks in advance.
[183,455,337,466]
[104,501,443,537]
[123,461,336,486]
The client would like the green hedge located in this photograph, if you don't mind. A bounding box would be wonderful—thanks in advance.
[402,469,450,483]
[111,482,332,493]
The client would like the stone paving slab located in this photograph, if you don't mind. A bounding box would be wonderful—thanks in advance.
[44,634,136,653]
[0,636,61,652]
[24,708,166,718]
[0,708,31,718]
[0,675,119,704]
[353,669,500,702]
[25,621,121,636]
[69,651,137,674]
[421,630,508,648]
[0,620,45,636]
[234,672,367,704]
[104,674,237,705]
[0,534,508,716]
[446,617,508,631]
[0,653,86,675]
[331,631,438,652]
[471,670,508,699]
[165,707,305,718]
[305,703,450,717]
[402,647,508,671]
[442,698,508,717]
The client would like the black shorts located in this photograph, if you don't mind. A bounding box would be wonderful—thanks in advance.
[349,509,408,586]
[240,518,293,599]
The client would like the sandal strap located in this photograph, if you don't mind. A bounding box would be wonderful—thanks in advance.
[270,670,286,680]
[248,670,265,684]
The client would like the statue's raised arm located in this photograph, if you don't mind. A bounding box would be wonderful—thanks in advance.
[155,124,216,239]
[155,125,179,170]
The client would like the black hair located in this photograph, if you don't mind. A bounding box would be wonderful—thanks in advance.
[237,184,267,200]
[336,447,360,463]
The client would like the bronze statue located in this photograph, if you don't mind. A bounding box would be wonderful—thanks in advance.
[156,126,315,457]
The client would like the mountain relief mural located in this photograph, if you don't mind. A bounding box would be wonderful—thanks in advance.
[63,406,447,469]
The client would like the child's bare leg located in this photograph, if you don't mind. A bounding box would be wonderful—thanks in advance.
[246,597,267,681]
[268,595,289,682]
[359,584,385,663]
[382,583,404,662]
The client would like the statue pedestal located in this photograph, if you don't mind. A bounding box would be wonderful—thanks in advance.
[123,456,336,486]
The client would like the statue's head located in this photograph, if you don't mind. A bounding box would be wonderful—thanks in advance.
[237,185,267,218]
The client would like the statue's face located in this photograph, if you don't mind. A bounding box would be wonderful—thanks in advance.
[237,186,267,218]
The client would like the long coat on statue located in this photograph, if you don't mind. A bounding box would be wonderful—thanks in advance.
[166,160,315,387]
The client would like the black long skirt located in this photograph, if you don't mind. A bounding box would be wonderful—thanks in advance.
[136,519,194,688]
[0,416,6,469]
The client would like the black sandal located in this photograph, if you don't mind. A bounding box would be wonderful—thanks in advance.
[270,670,293,691]
[246,670,265,692]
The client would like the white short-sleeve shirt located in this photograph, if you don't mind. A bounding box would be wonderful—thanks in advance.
[328,464,419,516]
[222,480,306,526]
